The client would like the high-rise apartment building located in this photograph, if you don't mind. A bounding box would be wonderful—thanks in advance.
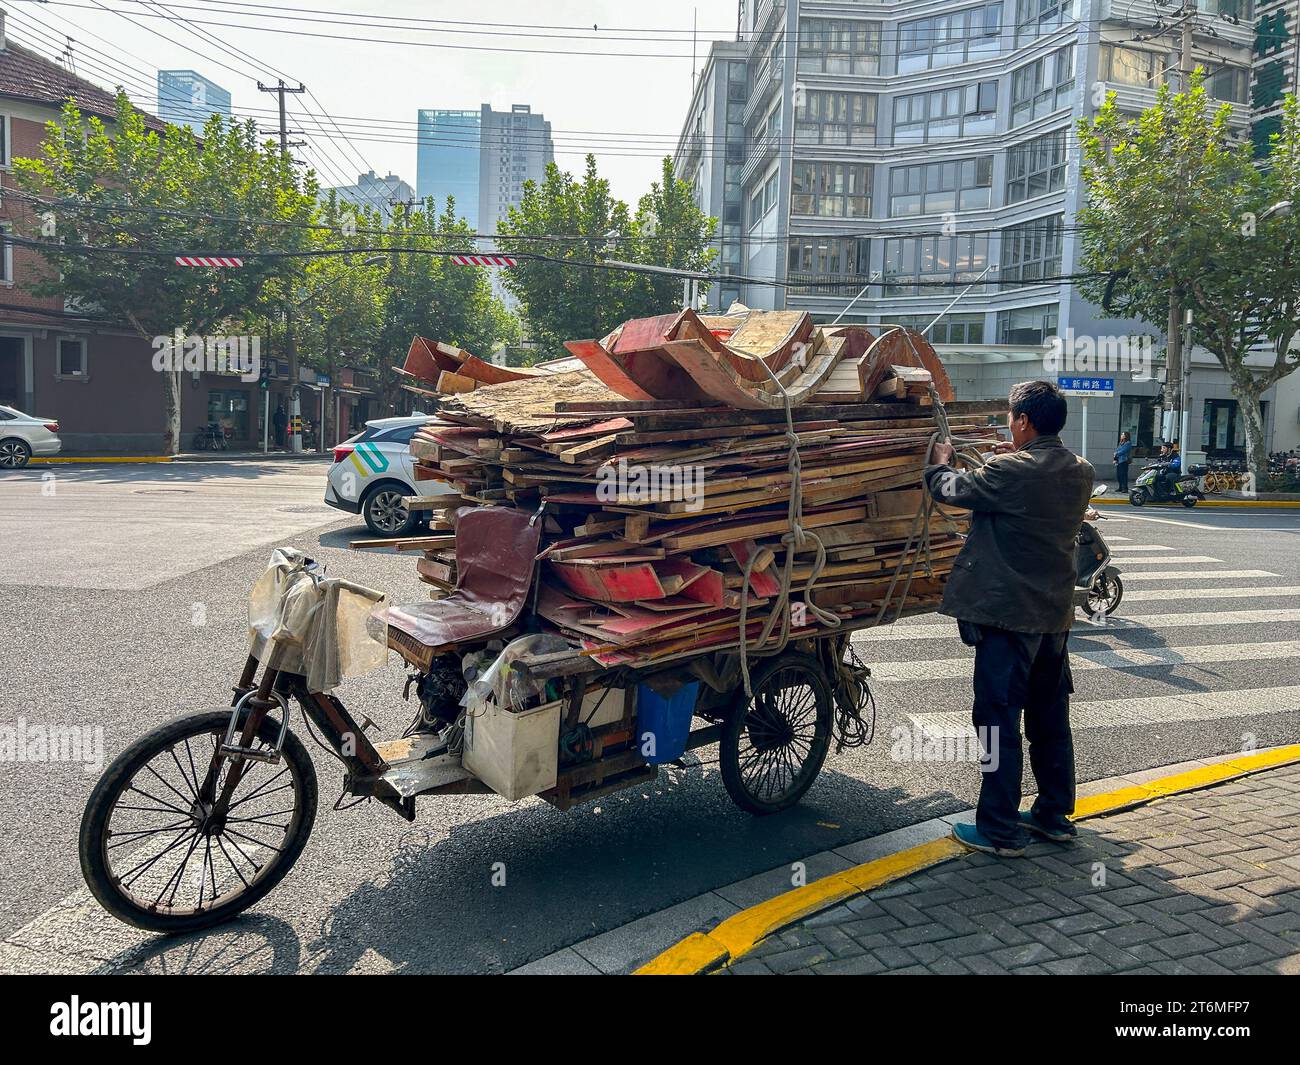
[415,104,554,234]
[156,70,231,131]
[416,109,482,229]
[675,1,1291,465]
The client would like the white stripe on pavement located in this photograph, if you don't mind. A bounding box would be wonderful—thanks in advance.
[1112,555,1223,564]
[869,641,1300,682]
[908,684,1300,734]
[856,606,1300,640]
[1107,544,1175,552]
[1123,585,1300,601]
[1119,569,1279,581]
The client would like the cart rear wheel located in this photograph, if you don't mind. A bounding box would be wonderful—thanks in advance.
[80,709,317,934]
[720,652,832,815]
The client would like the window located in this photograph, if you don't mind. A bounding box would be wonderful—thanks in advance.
[1001,214,1063,284]
[898,4,1003,73]
[798,18,882,75]
[795,90,877,146]
[787,237,870,296]
[883,234,991,296]
[1205,63,1249,103]
[889,157,992,216]
[0,114,9,168]
[0,223,11,283]
[893,82,998,144]
[791,161,872,217]
[1006,129,1068,203]
[890,314,986,344]
[208,389,251,440]
[1098,44,1163,88]
[57,337,87,377]
[1120,394,1160,450]
[1011,46,1075,127]
[748,170,780,228]
[997,304,1059,344]
[1014,0,1076,46]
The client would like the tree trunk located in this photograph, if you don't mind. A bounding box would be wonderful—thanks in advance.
[1229,375,1269,490]
[162,369,181,455]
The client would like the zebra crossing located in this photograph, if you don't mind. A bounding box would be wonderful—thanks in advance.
[850,519,1300,741]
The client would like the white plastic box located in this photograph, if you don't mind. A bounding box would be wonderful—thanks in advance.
[464,696,562,801]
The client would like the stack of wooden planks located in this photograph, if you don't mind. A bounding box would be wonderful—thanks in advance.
[382,309,1001,669]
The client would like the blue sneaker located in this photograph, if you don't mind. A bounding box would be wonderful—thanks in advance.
[952,822,1025,857]
[1020,809,1077,843]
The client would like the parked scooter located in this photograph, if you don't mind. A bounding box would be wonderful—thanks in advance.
[1129,460,1204,508]
[1075,486,1122,618]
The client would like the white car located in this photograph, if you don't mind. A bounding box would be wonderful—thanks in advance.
[325,415,454,536]
[0,405,61,468]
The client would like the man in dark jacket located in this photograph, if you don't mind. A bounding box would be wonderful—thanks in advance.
[924,380,1095,856]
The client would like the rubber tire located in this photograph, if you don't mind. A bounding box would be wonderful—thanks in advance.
[1181,495,1198,508]
[1086,572,1123,617]
[720,652,833,816]
[362,484,420,537]
[1129,488,1147,507]
[79,709,318,934]
[0,438,32,469]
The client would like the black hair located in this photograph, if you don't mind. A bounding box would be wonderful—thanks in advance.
[1008,379,1068,435]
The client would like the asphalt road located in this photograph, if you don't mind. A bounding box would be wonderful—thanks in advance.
[1,461,1297,974]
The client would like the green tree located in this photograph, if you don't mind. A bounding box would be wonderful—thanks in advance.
[496,155,716,350]
[13,95,318,452]
[629,157,718,311]
[1077,79,1300,481]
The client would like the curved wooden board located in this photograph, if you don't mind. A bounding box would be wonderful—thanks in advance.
[456,355,546,385]
[403,336,463,383]
[860,328,954,402]
[564,339,656,401]
[660,339,843,410]
[723,311,814,380]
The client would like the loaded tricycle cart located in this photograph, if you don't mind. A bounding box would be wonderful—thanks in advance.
[79,310,1000,933]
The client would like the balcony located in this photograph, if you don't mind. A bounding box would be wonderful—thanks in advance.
[743,52,785,125]
[740,129,780,187]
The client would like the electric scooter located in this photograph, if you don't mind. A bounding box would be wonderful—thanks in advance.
[1075,486,1122,617]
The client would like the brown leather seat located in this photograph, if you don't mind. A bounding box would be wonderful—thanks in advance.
[381,506,542,653]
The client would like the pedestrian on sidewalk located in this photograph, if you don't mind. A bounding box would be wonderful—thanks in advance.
[924,380,1094,857]
[1114,431,1132,493]
[273,402,288,449]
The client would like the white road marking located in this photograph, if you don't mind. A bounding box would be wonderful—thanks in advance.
[869,641,1300,682]
[1122,585,1300,601]
[908,684,1300,734]
[1119,569,1279,581]
[856,607,1300,641]
[1112,555,1223,564]
[1107,544,1175,552]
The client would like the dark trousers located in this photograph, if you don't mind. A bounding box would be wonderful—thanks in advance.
[966,624,1076,848]
[1116,461,1130,492]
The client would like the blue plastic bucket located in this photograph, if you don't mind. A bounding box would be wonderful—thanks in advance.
[636,680,699,764]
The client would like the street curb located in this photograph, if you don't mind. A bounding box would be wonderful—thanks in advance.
[30,456,174,464]
[29,453,329,465]
[1093,498,1300,509]
[632,743,1300,976]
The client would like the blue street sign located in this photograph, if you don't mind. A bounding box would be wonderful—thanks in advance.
[1057,376,1115,397]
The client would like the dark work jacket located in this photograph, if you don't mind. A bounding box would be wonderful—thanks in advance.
[923,435,1094,634]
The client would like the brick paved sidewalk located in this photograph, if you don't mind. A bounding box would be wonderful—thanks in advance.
[727,763,1300,975]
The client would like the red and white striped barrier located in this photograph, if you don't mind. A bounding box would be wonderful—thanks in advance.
[174,256,244,267]
[450,254,517,267]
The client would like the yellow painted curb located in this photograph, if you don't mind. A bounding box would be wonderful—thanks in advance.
[636,744,1300,975]
[31,456,173,464]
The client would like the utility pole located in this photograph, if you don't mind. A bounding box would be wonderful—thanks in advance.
[259,80,307,452]
[1150,2,1200,451]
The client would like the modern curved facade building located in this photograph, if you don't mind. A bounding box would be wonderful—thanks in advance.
[675,1,1300,463]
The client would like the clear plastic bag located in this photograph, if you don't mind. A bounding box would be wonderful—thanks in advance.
[246,548,389,693]
[460,632,570,716]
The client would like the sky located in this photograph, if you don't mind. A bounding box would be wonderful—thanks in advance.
[6,0,741,205]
